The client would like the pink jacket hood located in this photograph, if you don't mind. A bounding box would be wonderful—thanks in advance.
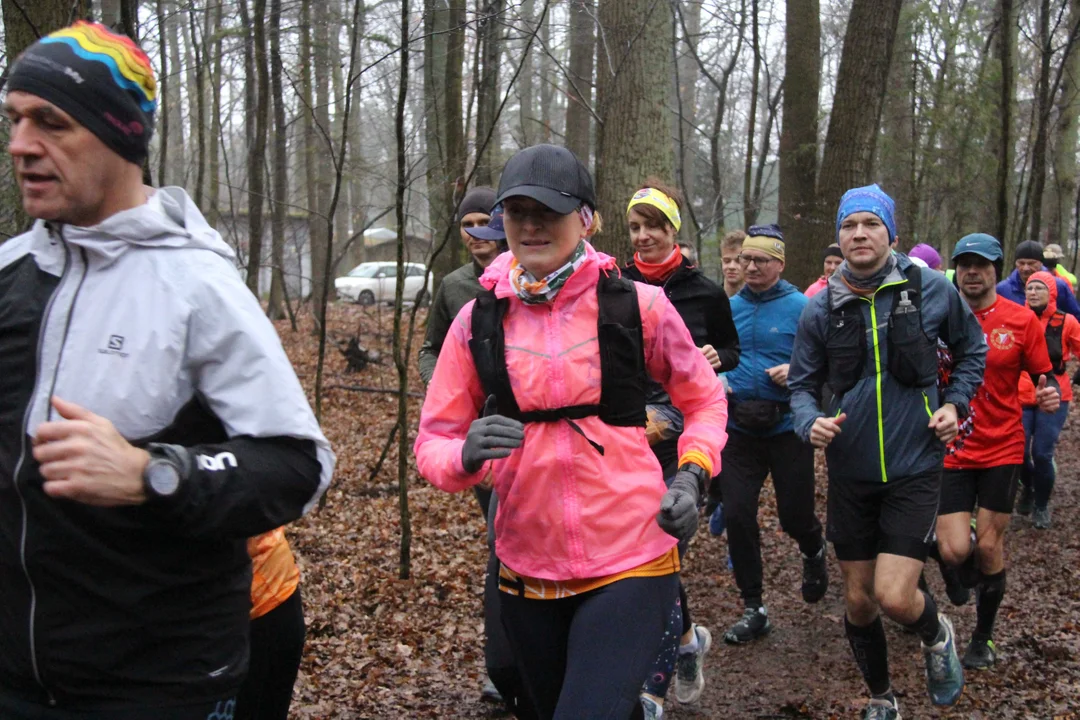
[415,244,728,580]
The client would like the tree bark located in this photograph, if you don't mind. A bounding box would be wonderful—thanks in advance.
[311,0,334,316]
[814,0,904,265]
[268,0,288,319]
[565,0,595,163]
[424,0,467,286]
[1027,0,1053,244]
[673,0,702,243]
[154,0,169,188]
[594,0,675,261]
[876,1,916,246]
[300,0,321,310]
[207,1,223,226]
[995,0,1016,249]
[474,0,505,185]
[518,0,537,147]
[165,1,186,187]
[1051,0,1080,253]
[187,6,207,208]
[742,0,761,228]
[778,0,820,280]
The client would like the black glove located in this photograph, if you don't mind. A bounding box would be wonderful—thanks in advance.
[657,467,703,541]
[461,395,525,474]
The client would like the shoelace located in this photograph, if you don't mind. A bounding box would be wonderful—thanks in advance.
[927,645,950,679]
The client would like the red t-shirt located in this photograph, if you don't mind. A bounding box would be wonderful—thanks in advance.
[945,297,1053,469]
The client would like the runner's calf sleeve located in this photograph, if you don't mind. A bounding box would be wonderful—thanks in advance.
[845,616,891,696]
[904,590,943,646]
[975,570,1006,639]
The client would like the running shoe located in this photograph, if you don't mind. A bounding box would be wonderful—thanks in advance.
[801,546,828,603]
[962,635,997,670]
[673,624,712,704]
[480,675,503,703]
[922,614,965,706]
[640,694,663,719]
[723,605,770,645]
[709,503,726,536]
[1015,485,1034,516]
[1033,506,1052,529]
[862,695,902,720]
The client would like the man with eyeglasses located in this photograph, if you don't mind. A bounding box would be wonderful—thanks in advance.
[717,223,828,645]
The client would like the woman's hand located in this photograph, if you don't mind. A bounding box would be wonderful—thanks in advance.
[461,395,525,474]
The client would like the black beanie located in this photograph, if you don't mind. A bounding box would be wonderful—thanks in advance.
[823,244,843,260]
[1015,241,1045,264]
[457,187,496,223]
[7,22,157,164]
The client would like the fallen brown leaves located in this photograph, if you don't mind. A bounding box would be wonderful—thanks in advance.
[281,304,1080,719]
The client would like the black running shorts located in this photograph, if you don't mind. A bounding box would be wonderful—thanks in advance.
[828,469,940,562]
[939,464,1021,515]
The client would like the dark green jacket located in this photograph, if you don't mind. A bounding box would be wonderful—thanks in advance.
[418,260,485,385]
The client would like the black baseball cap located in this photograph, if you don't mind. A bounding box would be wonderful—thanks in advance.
[495,144,596,214]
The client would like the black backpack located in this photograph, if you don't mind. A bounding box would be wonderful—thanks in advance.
[468,272,647,454]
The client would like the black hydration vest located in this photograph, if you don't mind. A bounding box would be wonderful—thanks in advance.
[824,264,939,397]
[468,272,647,455]
[1044,310,1067,375]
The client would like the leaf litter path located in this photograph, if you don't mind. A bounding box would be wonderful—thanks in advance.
[283,305,1080,719]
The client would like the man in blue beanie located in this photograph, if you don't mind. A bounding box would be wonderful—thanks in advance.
[788,184,988,719]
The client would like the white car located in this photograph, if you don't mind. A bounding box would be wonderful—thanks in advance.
[334,262,431,305]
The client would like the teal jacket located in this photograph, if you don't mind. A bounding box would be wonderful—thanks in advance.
[726,279,806,436]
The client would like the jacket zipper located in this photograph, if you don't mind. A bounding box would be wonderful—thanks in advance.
[12,230,88,704]
[864,279,906,483]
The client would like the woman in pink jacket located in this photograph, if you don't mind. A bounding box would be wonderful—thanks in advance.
[414,144,728,720]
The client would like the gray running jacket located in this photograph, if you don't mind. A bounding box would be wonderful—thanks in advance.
[0,187,333,710]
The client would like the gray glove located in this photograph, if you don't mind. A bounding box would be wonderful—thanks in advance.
[461,395,525,474]
[656,468,702,541]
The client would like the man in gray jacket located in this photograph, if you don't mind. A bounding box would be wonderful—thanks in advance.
[0,22,332,719]
[788,185,986,720]
[418,186,502,387]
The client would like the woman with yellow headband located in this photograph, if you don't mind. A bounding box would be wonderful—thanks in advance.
[622,178,740,716]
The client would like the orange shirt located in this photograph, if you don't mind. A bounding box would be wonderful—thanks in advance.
[946,298,1053,469]
[248,528,300,619]
[1018,310,1080,405]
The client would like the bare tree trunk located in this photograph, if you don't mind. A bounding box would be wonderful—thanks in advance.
[1027,0,1053,244]
[475,0,505,185]
[778,0,820,282]
[565,0,595,162]
[154,0,169,188]
[207,1,223,226]
[425,0,467,285]
[742,0,761,228]
[539,8,554,142]
[995,0,1016,249]
[312,0,334,316]
[329,0,351,269]
[392,0,414,581]
[165,1,187,187]
[877,2,916,245]
[1052,0,1080,253]
[518,0,537,146]
[594,0,675,261]
[268,0,289,319]
[814,0,904,252]
[187,7,207,208]
[674,0,702,243]
[300,0,320,309]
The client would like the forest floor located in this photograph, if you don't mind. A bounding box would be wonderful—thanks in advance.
[282,303,1080,719]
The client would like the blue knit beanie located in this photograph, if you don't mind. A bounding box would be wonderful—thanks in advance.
[836,184,896,243]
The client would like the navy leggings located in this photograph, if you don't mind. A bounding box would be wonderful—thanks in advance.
[235,587,306,720]
[499,573,678,720]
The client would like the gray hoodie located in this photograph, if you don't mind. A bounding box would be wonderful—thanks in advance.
[788,253,986,484]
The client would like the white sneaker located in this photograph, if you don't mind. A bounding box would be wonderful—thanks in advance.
[673,624,712,704]
[640,694,663,719]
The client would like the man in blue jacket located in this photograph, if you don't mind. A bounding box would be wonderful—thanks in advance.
[719,224,828,645]
[997,240,1080,319]
[789,185,986,720]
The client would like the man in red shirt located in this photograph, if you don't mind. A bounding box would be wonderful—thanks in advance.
[939,233,1060,670]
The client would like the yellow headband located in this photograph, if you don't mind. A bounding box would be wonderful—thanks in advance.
[743,235,785,261]
[627,187,682,232]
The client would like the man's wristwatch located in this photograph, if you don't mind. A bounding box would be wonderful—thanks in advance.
[678,462,708,497]
[142,444,187,502]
